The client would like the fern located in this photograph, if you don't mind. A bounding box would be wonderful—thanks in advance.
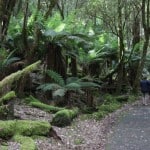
[65,82,81,90]
[37,83,61,92]
[66,77,79,84]
[53,89,66,97]
[46,70,65,86]
[77,82,101,88]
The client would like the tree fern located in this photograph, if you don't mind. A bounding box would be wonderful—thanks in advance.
[53,89,66,97]
[65,82,81,90]
[77,82,101,88]
[46,70,65,86]
[37,83,61,92]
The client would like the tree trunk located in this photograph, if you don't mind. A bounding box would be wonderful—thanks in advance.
[132,0,150,93]
[70,56,77,77]
[116,0,126,94]
[0,0,16,44]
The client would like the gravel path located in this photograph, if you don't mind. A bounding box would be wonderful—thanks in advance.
[1,99,143,150]
[105,105,150,150]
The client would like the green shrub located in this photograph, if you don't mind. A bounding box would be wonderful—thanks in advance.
[51,108,79,127]
[103,94,116,104]
[13,135,36,150]
[128,95,137,103]
[115,95,129,103]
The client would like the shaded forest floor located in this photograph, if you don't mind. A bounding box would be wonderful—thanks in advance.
[1,98,142,150]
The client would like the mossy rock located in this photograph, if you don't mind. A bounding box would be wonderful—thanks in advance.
[0,120,51,138]
[13,135,36,150]
[0,145,8,150]
[51,108,79,127]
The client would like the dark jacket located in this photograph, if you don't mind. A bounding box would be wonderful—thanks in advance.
[140,80,149,93]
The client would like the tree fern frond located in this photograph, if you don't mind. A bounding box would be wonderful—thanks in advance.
[46,70,65,86]
[37,83,61,92]
[52,89,66,97]
[66,77,79,84]
[65,83,81,90]
[78,82,101,88]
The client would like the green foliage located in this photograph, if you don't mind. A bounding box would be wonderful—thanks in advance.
[103,94,116,104]
[115,95,129,103]
[38,70,100,98]
[128,95,137,103]
[13,135,36,150]
[51,108,79,127]
[0,49,20,73]
[98,103,121,113]
[37,83,61,92]
[46,70,65,86]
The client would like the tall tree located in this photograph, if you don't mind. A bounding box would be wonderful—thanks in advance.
[133,0,150,93]
[0,0,16,44]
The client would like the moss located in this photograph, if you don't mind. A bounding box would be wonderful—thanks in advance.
[0,121,16,138]
[13,135,36,150]
[0,120,51,138]
[25,95,40,104]
[29,101,64,113]
[25,95,64,113]
[0,145,8,150]
[15,120,51,136]
[51,108,79,127]
[0,91,16,104]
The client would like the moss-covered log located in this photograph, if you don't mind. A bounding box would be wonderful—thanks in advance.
[51,108,79,127]
[13,135,36,150]
[0,61,41,90]
[26,95,64,113]
[0,120,51,138]
[29,101,64,113]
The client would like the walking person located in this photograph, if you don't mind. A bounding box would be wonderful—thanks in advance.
[140,77,149,105]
